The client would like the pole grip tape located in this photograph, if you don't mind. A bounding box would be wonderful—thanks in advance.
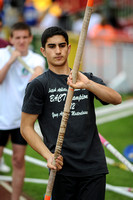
[87,0,94,7]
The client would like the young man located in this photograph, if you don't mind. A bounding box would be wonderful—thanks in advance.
[21,26,122,200]
[0,22,46,200]
[0,17,11,173]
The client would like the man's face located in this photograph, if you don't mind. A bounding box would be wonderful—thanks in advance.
[10,30,33,54]
[41,35,71,68]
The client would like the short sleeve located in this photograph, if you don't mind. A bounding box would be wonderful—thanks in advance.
[84,72,109,105]
[22,79,45,114]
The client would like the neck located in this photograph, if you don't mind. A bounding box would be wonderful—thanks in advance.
[49,65,71,75]
[21,50,28,57]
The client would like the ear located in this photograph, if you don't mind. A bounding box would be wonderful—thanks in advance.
[68,44,71,56]
[40,47,46,57]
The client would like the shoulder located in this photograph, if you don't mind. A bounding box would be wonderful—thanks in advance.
[24,71,50,100]
[0,46,9,54]
[28,70,49,89]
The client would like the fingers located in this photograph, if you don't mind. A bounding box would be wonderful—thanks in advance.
[9,50,21,64]
[55,155,63,171]
[67,73,81,89]
[67,71,75,87]
[67,71,89,90]
[12,50,21,57]
[47,155,63,171]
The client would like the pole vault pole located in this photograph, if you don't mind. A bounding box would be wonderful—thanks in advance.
[44,0,94,199]
[99,133,133,172]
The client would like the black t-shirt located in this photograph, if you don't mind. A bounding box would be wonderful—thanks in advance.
[22,69,108,177]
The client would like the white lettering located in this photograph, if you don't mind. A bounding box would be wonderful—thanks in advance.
[71,111,88,116]
[57,87,67,92]
[72,94,88,102]
[50,93,67,102]
[48,88,56,93]
[52,112,59,118]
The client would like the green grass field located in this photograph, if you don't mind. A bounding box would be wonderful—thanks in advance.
[2,94,133,200]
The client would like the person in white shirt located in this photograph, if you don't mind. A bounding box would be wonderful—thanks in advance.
[0,22,45,200]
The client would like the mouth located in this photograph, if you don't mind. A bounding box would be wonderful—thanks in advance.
[55,56,62,60]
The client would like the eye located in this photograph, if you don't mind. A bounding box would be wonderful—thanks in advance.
[24,36,29,39]
[59,43,66,48]
[48,44,55,48]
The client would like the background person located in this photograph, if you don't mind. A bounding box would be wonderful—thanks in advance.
[21,26,122,200]
[0,15,11,173]
[0,16,10,48]
[0,22,45,200]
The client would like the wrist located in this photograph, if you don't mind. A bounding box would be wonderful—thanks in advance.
[85,79,92,90]
[45,151,53,161]
[7,59,14,66]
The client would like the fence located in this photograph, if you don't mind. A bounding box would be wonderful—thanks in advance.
[83,38,133,93]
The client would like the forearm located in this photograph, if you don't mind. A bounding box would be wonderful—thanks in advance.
[0,49,20,83]
[21,125,52,161]
[86,80,122,105]
[67,71,122,105]
[21,112,63,170]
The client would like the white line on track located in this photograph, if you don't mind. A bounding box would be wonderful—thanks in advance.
[96,99,133,124]
[97,109,133,125]
[0,176,48,184]
[0,181,27,200]
[106,184,133,198]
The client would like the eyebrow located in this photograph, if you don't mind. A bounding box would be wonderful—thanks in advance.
[47,42,67,46]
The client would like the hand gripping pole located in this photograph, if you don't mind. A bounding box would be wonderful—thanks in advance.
[7,45,34,74]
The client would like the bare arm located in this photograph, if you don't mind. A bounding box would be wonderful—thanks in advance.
[67,71,122,105]
[20,112,63,170]
[0,50,20,83]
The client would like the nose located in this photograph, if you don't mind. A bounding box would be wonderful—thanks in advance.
[55,46,61,54]
[19,37,25,43]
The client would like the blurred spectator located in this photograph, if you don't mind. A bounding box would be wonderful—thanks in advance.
[0,16,10,47]
[0,13,11,175]
[58,11,72,31]
[72,9,102,34]
[3,0,24,27]
[72,12,83,34]
[88,15,116,44]
[37,1,62,29]
[89,9,133,43]
[23,0,38,26]
[0,22,45,200]
[88,9,102,35]
[107,8,133,41]
[32,0,51,13]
